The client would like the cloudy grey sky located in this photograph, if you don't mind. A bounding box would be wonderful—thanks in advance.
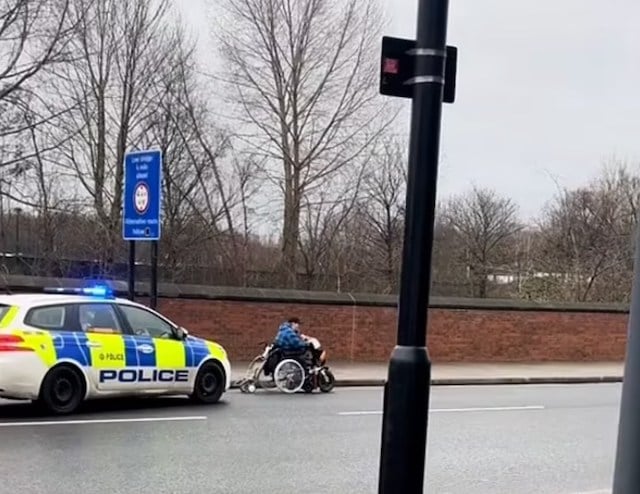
[177,0,640,223]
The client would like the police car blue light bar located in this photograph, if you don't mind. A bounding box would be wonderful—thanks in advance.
[43,284,115,299]
[82,286,112,297]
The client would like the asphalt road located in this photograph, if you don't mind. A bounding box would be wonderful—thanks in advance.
[0,383,620,494]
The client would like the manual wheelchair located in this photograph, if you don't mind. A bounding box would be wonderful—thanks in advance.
[237,340,335,394]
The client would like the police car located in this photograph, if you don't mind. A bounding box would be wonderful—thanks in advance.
[0,285,231,414]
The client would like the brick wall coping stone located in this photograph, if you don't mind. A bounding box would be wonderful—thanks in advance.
[0,274,630,314]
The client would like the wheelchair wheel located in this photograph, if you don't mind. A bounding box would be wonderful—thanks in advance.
[239,381,257,393]
[273,359,305,394]
[319,368,336,393]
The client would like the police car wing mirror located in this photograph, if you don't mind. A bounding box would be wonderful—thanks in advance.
[176,326,189,339]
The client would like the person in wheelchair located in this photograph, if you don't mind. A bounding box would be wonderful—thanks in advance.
[264,317,313,376]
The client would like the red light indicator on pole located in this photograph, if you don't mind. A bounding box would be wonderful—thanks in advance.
[382,58,399,74]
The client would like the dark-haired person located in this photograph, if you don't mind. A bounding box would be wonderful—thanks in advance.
[273,317,308,352]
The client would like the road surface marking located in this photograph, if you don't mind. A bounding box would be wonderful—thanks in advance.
[0,416,207,427]
[564,490,610,494]
[567,490,610,494]
[338,405,545,416]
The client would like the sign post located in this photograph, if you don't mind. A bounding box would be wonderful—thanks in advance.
[123,149,162,309]
[377,1,456,492]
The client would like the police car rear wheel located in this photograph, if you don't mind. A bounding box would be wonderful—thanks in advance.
[38,365,85,415]
[191,362,224,404]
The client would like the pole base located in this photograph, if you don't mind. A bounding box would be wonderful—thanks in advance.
[378,345,432,494]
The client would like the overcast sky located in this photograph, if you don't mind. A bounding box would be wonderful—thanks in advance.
[177,0,640,223]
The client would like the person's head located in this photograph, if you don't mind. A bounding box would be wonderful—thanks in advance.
[287,317,301,332]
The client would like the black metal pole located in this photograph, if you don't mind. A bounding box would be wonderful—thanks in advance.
[14,208,21,255]
[377,1,450,493]
[150,240,158,309]
[612,223,640,493]
[128,240,135,301]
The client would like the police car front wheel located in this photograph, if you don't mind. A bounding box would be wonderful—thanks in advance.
[37,365,86,415]
[190,361,225,404]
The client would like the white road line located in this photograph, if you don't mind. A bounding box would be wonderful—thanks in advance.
[338,405,545,416]
[566,490,610,494]
[433,405,545,413]
[0,416,207,427]
[565,490,610,494]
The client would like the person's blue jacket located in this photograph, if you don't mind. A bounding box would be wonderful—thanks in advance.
[274,322,308,350]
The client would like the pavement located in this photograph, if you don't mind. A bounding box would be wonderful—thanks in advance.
[231,361,625,387]
[0,383,620,493]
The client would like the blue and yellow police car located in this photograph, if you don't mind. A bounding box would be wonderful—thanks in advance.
[0,285,231,414]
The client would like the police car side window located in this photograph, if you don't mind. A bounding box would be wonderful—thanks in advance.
[119,305,174,339]
[25,305,66,330]
[79,304,122,334]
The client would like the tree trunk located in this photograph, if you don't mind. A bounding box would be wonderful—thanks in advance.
[282,179,300,288]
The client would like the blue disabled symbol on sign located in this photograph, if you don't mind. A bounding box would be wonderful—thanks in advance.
[122,149,162,241]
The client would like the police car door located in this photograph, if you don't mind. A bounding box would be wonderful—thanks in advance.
[116,304,189,391]
[77,303,131,392]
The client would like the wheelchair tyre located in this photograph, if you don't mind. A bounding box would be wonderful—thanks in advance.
[274,359,305,394]
[319,368,336,393]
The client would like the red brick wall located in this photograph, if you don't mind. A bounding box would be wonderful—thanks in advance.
[156,298,629,362]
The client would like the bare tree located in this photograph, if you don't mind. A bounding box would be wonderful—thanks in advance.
[535,162,639,302]
[214,0,396,287]
[441,187,522,298]
[228,152,264,286]
[152,39,263,284]
[355,137,407,293]
[48,0,180,264]
[297,160,366,290]
[0,1,266,284]
[0,0,72,100]
[431,215,469,296]
[142,38,209,281]
[0,0,75,182]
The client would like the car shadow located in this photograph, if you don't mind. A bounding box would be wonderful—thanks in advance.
[0,396,230,420]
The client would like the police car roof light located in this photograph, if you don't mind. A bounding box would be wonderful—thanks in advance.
[43,284,115,299]
[82,285,113,298]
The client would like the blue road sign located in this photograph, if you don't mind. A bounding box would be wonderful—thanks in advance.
[122,149,162,241]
